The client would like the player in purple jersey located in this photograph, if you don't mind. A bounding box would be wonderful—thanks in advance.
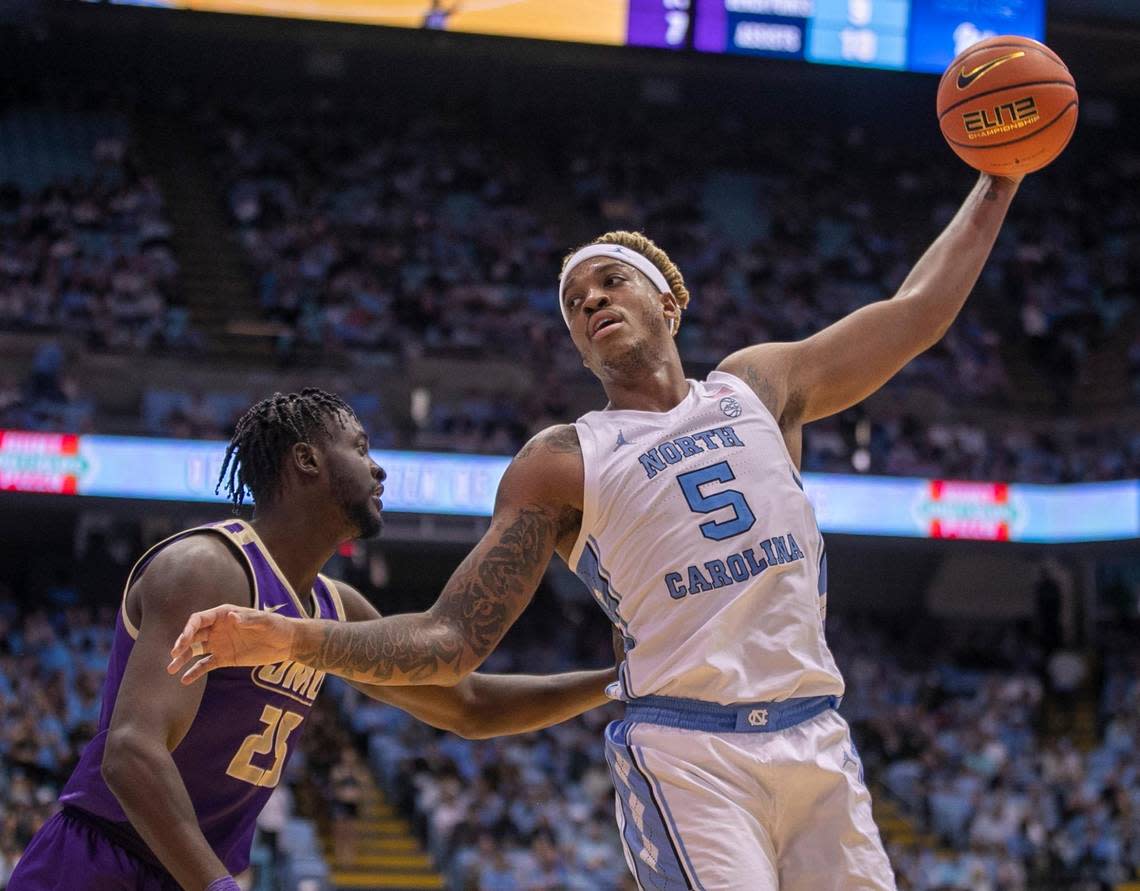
[9,389,616,891]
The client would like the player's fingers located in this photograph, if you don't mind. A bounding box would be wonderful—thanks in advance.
[169,612,207,661]
[167,650,190,675]
[166,632,211,674]
[169,607,227,663]
[180,654,218,685]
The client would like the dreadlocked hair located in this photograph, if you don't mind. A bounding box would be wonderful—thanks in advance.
[562,231,691,334]
[217,388,355,510]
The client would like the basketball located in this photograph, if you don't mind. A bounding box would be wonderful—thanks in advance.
[937,35,1078,176]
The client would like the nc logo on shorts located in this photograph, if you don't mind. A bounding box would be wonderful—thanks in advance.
[747,708,768,727]
[720,396,742,419]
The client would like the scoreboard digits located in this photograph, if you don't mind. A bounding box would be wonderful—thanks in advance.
[626,0,693,48]
[807,0,909,69]
[693,0,1045,73]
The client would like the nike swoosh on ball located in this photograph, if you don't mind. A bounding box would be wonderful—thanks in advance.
[957,51,1025,89]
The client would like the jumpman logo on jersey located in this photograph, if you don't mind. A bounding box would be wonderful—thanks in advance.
[614,430,632,451]
[842,748,864,783]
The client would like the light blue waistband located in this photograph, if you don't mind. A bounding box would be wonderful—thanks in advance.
[624,694,840,733]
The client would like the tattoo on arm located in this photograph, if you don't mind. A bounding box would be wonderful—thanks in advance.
[293,504,577,684]
[516,425,581,460]
[740,362,804,432]
[740,365,779,417]
[543,426,581,453]
[434,505,553,656]
[293,617,464,684]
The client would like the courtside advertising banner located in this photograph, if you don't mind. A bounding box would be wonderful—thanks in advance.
[1,430,1136,542]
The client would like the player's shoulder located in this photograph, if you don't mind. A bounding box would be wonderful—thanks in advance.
[499,425,583,512]
[516,424,581,459]
[717,342,801,426]
[131,530,251,611]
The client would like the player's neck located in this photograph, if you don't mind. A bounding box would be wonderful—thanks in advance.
[250,508,342,605]
[599,360,689,413]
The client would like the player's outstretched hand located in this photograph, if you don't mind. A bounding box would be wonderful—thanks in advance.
[167,606,296,684]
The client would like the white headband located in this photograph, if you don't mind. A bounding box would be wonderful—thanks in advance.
[558,244,671,325]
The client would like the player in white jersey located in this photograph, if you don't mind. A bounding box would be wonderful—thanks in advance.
[169,170,1022,889]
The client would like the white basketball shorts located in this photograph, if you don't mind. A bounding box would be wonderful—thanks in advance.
[604,700,897,891]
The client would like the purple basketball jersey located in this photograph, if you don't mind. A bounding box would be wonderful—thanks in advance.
[57,520,346,876]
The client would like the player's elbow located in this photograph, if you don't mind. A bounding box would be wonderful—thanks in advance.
[101,727,155,799]
[451,705,499,739]
[441,683,491,739]
[444,714,487,740]
[894,289,955,349]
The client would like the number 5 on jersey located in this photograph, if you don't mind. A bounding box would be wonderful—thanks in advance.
[677,460,756,541]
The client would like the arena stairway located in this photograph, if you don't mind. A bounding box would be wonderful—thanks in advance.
[133,114,274,361]
[1042,653,1101,753]
[324,785,444,891]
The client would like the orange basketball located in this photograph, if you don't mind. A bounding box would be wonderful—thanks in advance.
[937,35,1078,176]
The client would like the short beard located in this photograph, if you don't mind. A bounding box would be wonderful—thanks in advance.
[598,336,658,378]
[347,497,383,540]
[329,464,383,539]
[596,311,670,379]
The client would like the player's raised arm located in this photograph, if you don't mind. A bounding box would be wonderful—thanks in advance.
[329,580,614,739]
[169,425,584,687]
[719,172,1021,429]
[102,536,252,891]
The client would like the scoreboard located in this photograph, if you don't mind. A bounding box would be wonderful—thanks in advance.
[692,0,1045,72]
[84,0,1045,74]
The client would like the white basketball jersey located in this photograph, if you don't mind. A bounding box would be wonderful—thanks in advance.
[569,371,844,705]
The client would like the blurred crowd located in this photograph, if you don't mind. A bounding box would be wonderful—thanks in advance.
[1,98,1138,481]
[835,616,1137,891]
[0,127,188,352]
[0,596,112,885]
[0,110,195,433]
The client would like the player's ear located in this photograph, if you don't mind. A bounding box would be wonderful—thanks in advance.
[291,441,320,479]
[661,291,679,336]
